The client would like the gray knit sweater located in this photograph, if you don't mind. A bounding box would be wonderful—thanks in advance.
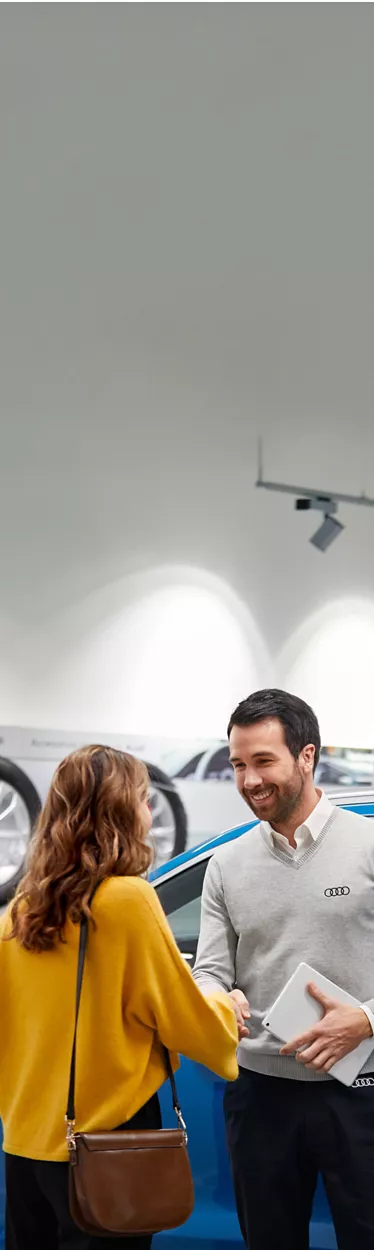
[193,806,374,1080]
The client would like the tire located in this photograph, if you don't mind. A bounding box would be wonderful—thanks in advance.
[145,762,188,862]
[0,758,42,905]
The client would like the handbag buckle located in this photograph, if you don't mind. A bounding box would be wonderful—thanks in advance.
[65,1116,77,1164]
[175,1108,188,1143]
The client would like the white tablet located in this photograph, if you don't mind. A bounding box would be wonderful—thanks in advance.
[263,962,374,1086]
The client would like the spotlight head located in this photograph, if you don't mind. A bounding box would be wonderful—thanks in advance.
[310,514,345,553]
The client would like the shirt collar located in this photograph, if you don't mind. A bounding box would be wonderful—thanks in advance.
[302,789,333,840]
[261,789,333,848]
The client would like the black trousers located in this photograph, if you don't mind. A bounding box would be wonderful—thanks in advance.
[5,1092,161,1250]
[224,1067,374,1250]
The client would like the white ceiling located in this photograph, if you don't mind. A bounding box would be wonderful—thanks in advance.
[1,4,374,651]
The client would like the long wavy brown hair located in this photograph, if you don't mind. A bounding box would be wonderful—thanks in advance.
[8,745,151,953]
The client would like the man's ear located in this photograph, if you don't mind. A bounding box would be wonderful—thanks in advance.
[301,744,315,775]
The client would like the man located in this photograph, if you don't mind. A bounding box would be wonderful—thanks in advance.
[193,688,374,1250]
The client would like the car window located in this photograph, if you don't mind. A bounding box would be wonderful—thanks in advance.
[203,746,232,781]
[174,752,206,779]
[155,857,209,965]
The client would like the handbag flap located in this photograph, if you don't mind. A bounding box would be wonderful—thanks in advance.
[76,1128,186,1152]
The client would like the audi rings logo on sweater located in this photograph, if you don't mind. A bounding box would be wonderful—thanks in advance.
[324,886,350,897]
[353,1077,374,1088]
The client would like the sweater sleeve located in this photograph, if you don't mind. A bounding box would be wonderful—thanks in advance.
[193,856,238,996]
[361,1002,374,1034]
[128,881,238,1082]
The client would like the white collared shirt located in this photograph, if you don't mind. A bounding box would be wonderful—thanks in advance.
[262,788,374,1037]
[262,788,333,858]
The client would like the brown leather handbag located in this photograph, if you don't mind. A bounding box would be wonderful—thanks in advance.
[65,910,194,1237]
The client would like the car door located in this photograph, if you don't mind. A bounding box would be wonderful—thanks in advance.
[153,854,337,1250]
[154,853,241,1250]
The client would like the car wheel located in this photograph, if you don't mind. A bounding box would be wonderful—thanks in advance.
[145,762,188,867]
[0,758,42,905]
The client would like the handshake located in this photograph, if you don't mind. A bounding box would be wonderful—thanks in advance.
[229,989,251,1040]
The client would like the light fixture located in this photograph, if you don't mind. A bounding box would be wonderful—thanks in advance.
[256,441,374,553]
[309,515,345,552]
[295,495,344,550]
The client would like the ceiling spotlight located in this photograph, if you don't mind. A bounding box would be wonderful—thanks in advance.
[310,514,345,552]
[256,440,374,553]
[295,496,343,552]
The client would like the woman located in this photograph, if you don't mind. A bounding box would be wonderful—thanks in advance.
[0,745,238,1250]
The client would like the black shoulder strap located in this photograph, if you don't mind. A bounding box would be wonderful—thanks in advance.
[66,912,88,1124]
[66,910,183,1126]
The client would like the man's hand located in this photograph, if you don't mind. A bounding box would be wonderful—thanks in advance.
[229,989,251,1040]
[280,982,373,1073]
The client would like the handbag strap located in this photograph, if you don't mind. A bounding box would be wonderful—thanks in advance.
[65,906,185,1133]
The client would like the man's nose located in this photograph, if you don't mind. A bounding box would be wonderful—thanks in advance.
[243,766,262,789]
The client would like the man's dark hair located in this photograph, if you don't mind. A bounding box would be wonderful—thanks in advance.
[227,688,321,772]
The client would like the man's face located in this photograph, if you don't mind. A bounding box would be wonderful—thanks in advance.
[229,717,315,825]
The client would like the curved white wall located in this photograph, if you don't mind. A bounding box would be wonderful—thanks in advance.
[278,599,374,745]
[2,574,374,748]
[1,567,272,738]
[0,614,33,726]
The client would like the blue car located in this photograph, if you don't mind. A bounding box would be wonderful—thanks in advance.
[151,790,374,1250]
[1,790,374,1249]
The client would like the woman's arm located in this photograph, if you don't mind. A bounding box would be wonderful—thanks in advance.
[126,879,239,1082]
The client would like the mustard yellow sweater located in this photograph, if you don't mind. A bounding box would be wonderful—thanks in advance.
[0,877,238,1161]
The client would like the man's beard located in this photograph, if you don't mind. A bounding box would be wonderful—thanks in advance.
[245,767,305,824]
